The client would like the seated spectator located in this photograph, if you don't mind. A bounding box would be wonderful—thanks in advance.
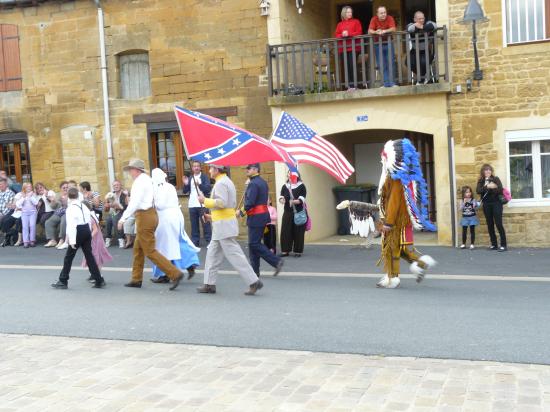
[407,11,436,84]
[368,6,397,88]
[103,180,128,248]
[0,177,15,227]
[80,181,103,220]
[44,181,69,248]
[1,191,22,247]
[35,183,55,231]
[334,5,363,90]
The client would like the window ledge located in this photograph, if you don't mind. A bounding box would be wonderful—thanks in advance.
[504,200,550,213]
[503,40,550,56]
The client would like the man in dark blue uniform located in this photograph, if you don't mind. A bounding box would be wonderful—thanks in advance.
[239,163,283,277]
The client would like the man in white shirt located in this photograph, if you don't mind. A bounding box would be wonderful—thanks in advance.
[118,159,184,290]
[183,161,212,247]
[51,188,105,289]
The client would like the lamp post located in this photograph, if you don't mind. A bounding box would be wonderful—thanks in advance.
[461,0,488,81]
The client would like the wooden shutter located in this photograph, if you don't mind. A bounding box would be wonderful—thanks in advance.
[0,25,22,92]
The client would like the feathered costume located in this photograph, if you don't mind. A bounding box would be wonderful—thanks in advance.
[341,138,437,288]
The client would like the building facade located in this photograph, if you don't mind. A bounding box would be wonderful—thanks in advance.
[265,0,550,247]
[0,0,275,206]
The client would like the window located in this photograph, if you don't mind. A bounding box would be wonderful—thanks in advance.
[150,131,185,190]
[504,0,550,45]
[119,52,151,99]
[0,24,22,92]
[506,129,550,205]
[0,133,31,183]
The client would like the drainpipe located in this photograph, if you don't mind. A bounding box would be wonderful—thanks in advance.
[447,125,457,248]
[95,0,115,184]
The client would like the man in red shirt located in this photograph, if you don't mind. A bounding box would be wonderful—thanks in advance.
[368,6,397,87]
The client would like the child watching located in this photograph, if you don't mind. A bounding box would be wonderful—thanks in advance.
[459,185,480,249]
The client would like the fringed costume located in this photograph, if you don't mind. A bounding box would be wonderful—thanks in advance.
[337,138,437,288]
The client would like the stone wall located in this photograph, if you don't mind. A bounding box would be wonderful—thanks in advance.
[0,0,275,204]
[448,0,550,247]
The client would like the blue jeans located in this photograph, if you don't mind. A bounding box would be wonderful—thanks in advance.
[189,207,211,247]
[375,43,395,87]
[248,225,280,276]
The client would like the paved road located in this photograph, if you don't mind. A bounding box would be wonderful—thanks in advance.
[3,334,549,412]
[1,244,549,366]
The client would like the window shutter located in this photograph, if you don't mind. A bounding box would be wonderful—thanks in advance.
[1,25,22,92]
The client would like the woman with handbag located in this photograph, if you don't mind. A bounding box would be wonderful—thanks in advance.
[278,172,307,257]
[476,164,507,251]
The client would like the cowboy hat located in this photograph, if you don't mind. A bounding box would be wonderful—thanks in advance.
[122,159,146,172]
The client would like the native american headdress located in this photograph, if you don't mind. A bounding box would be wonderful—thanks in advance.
[379,138,436,232]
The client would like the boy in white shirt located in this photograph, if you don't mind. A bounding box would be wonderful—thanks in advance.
[51,188,106,289]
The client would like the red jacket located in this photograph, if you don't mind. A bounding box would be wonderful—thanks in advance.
[335,18,363,53]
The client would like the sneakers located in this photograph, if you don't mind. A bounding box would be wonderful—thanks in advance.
[460,244,466,249]
[105,238,111,248]
[118,238,125,248]
[387,277,401,288]
[376,275,390,288]
[409,262,425,283]
[419,255,437,269]
[498,246,507,252]
[470,244,475,250]
[44,239,57,248]
[56,242,68,250]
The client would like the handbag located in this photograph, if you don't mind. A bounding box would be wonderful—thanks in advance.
[287,184,307,226]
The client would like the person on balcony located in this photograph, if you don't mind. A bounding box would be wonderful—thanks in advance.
[407,11,437,85]
[368,6,397,88]
[335,5,363,91]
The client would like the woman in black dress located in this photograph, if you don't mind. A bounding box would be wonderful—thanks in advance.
[278,172,307,257]
[476,163,507,251]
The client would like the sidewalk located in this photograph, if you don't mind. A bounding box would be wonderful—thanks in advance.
[1,334,549,412]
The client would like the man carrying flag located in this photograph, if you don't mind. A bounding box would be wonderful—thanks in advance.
[197,164,264,296]
[238,163,283,278]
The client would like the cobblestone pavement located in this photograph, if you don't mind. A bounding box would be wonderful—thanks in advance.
[1,334,549,412]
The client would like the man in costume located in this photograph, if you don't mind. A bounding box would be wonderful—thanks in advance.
[337,138,437,288]
[238,163,283,277]
[197,164,264,295]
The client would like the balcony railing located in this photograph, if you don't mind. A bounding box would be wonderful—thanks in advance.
[266,27,449,97]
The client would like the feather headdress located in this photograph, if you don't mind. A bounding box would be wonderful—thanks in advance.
[379,138,436,232]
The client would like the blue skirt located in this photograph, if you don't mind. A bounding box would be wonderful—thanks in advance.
[460,216,479,227]
[152,236,200,278]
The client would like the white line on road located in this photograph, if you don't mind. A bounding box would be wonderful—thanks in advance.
[1,265,549,282]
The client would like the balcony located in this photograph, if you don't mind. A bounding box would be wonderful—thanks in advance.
[266,27,451,105]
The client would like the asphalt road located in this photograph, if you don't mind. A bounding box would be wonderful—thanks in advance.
[1,244,549,365]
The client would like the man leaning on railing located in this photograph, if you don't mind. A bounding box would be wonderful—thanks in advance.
[407,11,437,85]
[368,6,397,88]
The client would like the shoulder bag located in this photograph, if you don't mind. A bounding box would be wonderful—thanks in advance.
[287,185,307,226]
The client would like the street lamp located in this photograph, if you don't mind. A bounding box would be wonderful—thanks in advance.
[461,0,488,81]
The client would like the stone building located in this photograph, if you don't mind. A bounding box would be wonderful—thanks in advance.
[264,0,550,247]
[0,0,274,205]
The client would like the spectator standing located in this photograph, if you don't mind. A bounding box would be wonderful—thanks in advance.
[407,11,436,84]
[476,164,507,251]
[103,180,128,248]
[16,182,39,248]
[334,6,363,90]
[459,185,479,250]
[279,172,307,257]
[183,161,212,247]
[368,6,397,87]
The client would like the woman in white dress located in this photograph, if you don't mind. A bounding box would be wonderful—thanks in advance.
[150,168,200,283]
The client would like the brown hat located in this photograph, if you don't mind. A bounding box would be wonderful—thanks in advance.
[123,159,146,172]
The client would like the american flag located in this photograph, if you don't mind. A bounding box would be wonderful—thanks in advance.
[271,112,354,184]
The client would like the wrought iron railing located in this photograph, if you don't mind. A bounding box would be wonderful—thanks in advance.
[266,27,449,97]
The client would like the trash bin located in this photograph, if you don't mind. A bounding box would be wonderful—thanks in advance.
[332,185,377,235]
